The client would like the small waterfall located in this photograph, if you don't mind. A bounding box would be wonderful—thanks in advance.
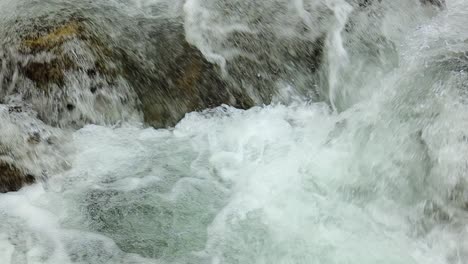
[324,0,353,112]
[0,0,467,263]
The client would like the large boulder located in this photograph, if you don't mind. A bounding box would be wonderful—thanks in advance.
[0,1,449,131]
[0,13,257,128]
[3,9,327,128]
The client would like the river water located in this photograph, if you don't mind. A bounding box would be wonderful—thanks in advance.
[1,0,468,263]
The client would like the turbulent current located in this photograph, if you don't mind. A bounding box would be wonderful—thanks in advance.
[1,0,468,263]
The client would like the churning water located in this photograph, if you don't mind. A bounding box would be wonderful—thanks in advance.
[1,0,468,263]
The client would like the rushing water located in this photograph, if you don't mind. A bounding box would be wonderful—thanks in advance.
[1,0,468,263]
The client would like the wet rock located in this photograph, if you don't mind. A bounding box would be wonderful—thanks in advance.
[117,18,255,127]
[0,1,332,131]
[448,182,468,211]
[356,0,382,9]
[22,22,82,52]
[0,103,73,193]
[356,0,445,9]
[22,60,68,88]
[220,31,326,103]
[1,0,330,128]
[0,0,450,131]
[0,162,35,193]
[184,0,330,105]
[18,18,123,89]
[20,21,92,88]
[8,106,22,113]
[0,15,140,128]
[1,14,255,128]
[27,132,41,144]
[431,51,468,73]
[423,200,451,222]
[421,0,446,9]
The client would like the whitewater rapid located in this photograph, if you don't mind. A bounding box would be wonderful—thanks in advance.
[0,99,460,263]
[1,0,468,263]
[0,103,437,264]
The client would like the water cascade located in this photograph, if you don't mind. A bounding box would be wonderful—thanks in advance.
[2,0,468,263]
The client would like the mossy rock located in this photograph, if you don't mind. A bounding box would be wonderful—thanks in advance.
[0,15,141,128]
[19,20,117,90]
[20,22,83,87]
[22,22,82,52]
